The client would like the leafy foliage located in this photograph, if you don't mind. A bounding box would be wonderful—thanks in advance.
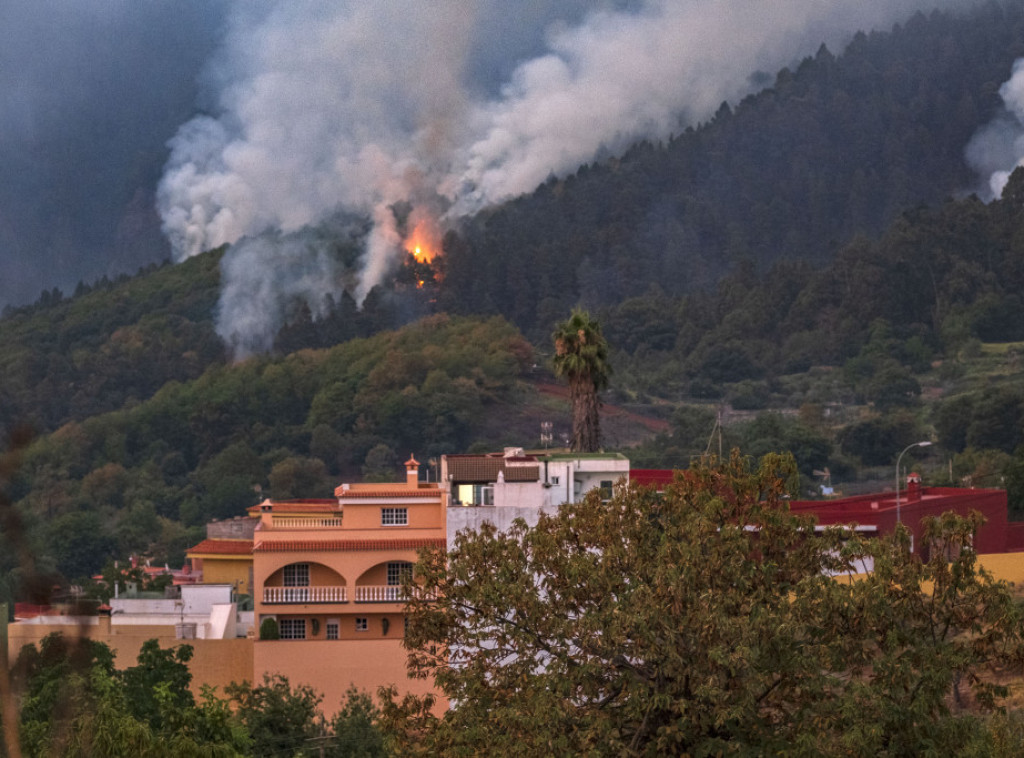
[6,635,387,757]
[9,315,532,579]
[387,453,1024,755]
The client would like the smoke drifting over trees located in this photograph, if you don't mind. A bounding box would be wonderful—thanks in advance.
[0,0,987,337]
[154,0,982,354]
[967,57,1024,198]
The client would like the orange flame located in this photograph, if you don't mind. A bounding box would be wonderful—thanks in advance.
[403,208,442,263]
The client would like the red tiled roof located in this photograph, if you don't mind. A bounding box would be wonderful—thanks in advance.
[445,456,539,483]
[187,539,254,556]
[337,489,442,499]
[248,501,341,515]
[631,469,677,487]
[255,538,446,553]
[274,503,341,513]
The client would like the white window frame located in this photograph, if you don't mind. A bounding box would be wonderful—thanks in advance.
[387,561,413,586]
[355,617,368,632]
[283,563,310,587]
[279,618,306,640]
[381,507,408,526]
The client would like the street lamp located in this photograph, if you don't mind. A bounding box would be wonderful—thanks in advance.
[896,441,932,524]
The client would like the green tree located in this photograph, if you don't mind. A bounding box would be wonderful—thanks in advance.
[386,453,1024,756]
[326,687,386,758]
[551,308,610,452]
[226,674,323,756]
[119,640,195,732]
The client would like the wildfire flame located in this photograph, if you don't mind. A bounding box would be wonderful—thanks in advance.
[403,207,442,263]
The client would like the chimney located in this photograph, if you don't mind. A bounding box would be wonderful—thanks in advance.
[405,455,420,488]
[906,472,922,502]
[258,498,274,528]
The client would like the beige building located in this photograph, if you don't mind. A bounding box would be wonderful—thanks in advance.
[251,456,446,714]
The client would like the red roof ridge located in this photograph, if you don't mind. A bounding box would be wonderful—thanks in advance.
[186,539,254,555]
[254,538,446,553]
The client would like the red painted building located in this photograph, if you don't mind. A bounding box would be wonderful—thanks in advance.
[632,469,1023,555]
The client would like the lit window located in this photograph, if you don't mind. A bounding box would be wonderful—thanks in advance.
[283,563,309,587]
[326,620,339,640]
[387,562,413,586]
[381,507,408,526]
[355,617,368,632]
[279,618,306,640]
[472,486,494,505]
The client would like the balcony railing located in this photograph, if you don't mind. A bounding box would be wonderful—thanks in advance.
[263,586,347,604]
[271,517,343,528]
[354,585,407,603]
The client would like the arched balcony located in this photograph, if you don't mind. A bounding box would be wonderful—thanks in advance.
[262,561,347,604]
[354,560,414,603]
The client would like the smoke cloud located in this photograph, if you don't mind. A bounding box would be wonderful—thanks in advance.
[216,225,347,359]
[157,0,979,353]
[966,58,1024,199]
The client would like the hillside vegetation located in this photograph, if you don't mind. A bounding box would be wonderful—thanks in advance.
[439,2,1024,341]
[4,3,1024,592]
[2,316,532,589]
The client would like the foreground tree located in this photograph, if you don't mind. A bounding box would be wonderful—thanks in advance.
[385,452,1024,756]
[551,308,610,452]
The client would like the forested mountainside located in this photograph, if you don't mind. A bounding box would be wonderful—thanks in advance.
[2,316,533,584]
[438,2,1024,341]
[7,3,1024,589]
[5,2,1024,443]
[606,172,1024,394]
[618,172,1024,492]
[7,175,1024,586]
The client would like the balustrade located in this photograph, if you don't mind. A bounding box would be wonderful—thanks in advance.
[263,586,347,603]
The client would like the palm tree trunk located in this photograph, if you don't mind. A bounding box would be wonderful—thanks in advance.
[570,376,601,452]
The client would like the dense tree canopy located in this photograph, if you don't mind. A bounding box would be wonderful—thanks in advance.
[2,635,386,757]
[388,453,1024,756]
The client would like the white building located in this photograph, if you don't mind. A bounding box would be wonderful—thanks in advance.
[441,448,630,536]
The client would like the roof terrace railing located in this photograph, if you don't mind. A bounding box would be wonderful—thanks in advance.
[271,517,343,529]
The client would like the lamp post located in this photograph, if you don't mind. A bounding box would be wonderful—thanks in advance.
[896,441,932,524]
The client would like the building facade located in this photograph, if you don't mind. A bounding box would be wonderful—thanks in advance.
[251,457,446,713]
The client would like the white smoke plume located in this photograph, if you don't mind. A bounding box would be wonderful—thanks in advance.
[158,0,978,354]
[966,58,1024,200]
[216,223,355,359]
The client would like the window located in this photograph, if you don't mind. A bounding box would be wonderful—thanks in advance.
[600,480,614,499]
[381,507,408,526]
[326,620,339,640]
[550,476,560,485]
[471,485,494,505]
[387,561,413,586]
[279,618,306,640]
[355,617,368,632]
[283,563,309,587]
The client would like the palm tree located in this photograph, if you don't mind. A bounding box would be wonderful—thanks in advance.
[552,308,610,452]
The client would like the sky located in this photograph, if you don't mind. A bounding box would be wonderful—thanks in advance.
[0,0,1006,337]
